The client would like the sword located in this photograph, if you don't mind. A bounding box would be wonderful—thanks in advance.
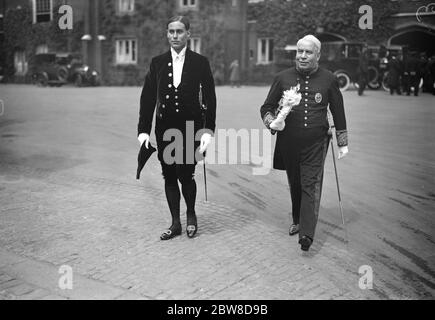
[199,84,208,202]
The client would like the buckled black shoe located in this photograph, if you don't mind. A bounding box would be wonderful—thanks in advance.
[160,224,182,241]
[289,224,299,236]
[299,235,313,251]
[186,224,197,238]
[186,214,198,238]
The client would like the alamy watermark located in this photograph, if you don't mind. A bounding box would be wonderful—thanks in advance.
[159,121,273,175]
[359,5,373,30]
[358,265,373,290]
[58,5,73,30]
[58,265,73,290]
[416,3,435,23]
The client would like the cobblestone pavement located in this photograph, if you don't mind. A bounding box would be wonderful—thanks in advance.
[0,85,434,300]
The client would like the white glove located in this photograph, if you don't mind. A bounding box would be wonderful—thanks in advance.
[269,118,285,131]
[199,133,212,153]
[138,133,150,148]
[338,146,348,160]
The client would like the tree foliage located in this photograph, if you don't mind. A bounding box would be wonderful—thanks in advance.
[248,0,398,47]
[3,3,83,81]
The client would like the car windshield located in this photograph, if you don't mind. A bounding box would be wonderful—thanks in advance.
[320,43,345,62]
[34,54,56,64]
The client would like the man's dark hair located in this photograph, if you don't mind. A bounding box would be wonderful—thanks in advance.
[167,16,190,31]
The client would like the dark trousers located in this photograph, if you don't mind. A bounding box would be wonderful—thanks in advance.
[161,162,197,226]
[404,74,420,96]
[357,72,368,96]
[279,126,330,240]
[156,118,201,227]
[390,86,401,95]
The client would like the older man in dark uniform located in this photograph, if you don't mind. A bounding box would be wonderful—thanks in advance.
[260,35,348,251]
[138,16,216,240]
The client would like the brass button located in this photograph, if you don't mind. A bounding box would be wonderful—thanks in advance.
[176,109,179,112]
[305,110,307,113]
[175,102,179,106]
[305,99,308,102]
[175,89,178,92]
[305,87,308,90]
[166,95,169,99]
[305,93,308,95]
[168,84,172,88]
[169,73,172,77]
[304,116,307,120]
[304,123,307,127]
[168,62,172,66]
[305,104,308,107]
[175,96,178,99]
[162,104,165,108]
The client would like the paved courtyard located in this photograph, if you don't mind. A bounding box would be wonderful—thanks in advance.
[0,84,434,300]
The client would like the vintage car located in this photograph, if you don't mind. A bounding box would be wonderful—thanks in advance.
[29,53,100,87]
[274,41,382,91]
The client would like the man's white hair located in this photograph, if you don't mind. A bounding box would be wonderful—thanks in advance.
[297,35,321,53]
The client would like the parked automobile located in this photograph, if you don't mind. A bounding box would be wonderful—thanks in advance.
[274,41,382,91]
[29,53,100,87]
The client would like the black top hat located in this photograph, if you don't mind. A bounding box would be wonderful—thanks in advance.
[136,142,156,179]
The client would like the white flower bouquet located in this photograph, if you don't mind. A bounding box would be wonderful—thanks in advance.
[269,84,302,131]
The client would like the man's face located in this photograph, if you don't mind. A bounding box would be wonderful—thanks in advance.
[167,21,190,53]
[296,40,320,72]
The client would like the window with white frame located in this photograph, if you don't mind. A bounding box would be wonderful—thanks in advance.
[32,0,53,23]
[116,39,137,64]
[257,38,274,64]
[180,0,197,8]
[188,37,201,54]
[119,0,135,13]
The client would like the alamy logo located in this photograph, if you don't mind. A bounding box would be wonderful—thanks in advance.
[160,121,273,176]
[359,5,373,30]
[58,5,73,30]
[358,265,373,290]
[416,3,435,23]
[58,265,73,290]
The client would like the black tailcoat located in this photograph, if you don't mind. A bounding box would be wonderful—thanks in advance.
[138,48,216,164]
[138,48,216,135]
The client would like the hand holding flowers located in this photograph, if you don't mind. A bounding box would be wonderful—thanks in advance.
[269,84,302,131]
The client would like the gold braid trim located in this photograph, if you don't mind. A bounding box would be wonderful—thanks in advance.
[262,112,277,135]
[336,130,348,147]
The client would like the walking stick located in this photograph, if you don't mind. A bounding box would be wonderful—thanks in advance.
[329,131,345,226]
[328,115,349,245]
[199,84,208,202]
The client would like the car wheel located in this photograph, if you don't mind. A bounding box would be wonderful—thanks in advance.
[367,66,381,90]
[334,71,350,92]
[36,74,48,87]
[75,74,83,87]
[57,67,68,82]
